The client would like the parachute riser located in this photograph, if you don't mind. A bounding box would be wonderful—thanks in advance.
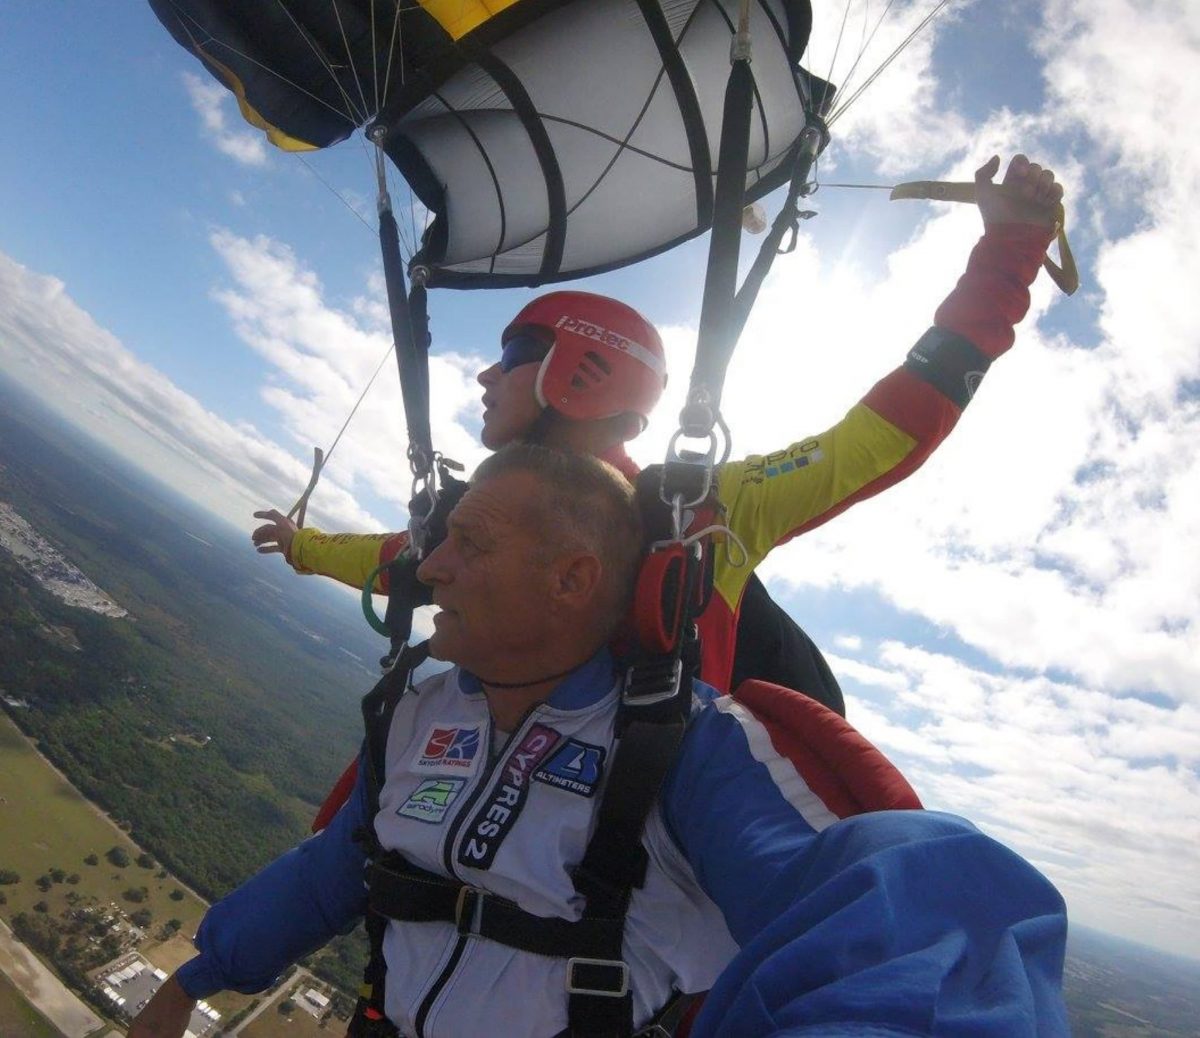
[372,129,446,559]
[673,9,830,513]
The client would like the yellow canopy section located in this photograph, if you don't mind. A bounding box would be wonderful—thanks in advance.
[204,53,320,153]
[419,0,522,41]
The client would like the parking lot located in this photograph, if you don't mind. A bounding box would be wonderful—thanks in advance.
[95,953,220,1035]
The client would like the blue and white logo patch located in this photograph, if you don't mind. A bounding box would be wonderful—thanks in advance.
[398,777,467,823]
[534,739,606,797]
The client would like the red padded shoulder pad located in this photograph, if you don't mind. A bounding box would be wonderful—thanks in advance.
[733,679,922,816]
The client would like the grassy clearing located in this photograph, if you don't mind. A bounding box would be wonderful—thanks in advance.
[1,712,261,1024]
[242,997,332,1038]
[0,967,65,1038]
[0,712,206,937]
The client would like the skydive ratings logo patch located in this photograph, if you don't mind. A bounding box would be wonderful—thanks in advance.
[415,723,482,774]
[458,724,559,870]
[398,778,466,824]
[534,738,606,797]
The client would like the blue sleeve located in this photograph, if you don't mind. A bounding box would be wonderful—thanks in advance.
[661,700,1069,1037]
[175,760,370,997]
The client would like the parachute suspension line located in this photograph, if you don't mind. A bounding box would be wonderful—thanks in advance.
[369,0,380,117]
[821,0,898,115]
[266,0,367,126]
[329,0,373,127]
[824,0,857,102]
[160,0,360,131]
[815,181,893,190]
[379,0,406,120]
[296,153,378,236]
[828,0,953,125]
[285,340,395,525]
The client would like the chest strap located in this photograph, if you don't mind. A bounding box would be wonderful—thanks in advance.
[367,855,624,961]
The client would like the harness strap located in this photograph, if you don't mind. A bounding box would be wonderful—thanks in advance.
[366,856,623,959]
[347,642,429,1038]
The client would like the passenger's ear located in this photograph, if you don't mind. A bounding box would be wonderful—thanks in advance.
[551,552,604,613]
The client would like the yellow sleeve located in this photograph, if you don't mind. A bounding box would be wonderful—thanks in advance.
[713,404,916,606]
[289,529,411,593]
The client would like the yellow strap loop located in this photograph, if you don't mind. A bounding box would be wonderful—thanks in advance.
[890,181,1079,295]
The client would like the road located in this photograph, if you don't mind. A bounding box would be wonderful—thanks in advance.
[0,917,105,1037]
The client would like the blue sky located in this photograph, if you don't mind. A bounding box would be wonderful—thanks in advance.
[2,2,1199,961]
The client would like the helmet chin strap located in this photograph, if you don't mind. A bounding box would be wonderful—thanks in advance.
[523,408,639,451]
[523,407,566,447]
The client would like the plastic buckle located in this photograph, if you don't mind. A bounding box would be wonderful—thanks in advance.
[454,886,485,936]
[566,957,630,998]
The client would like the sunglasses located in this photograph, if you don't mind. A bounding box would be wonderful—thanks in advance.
[499,333,551,373]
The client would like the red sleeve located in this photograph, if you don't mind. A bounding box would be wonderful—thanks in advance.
[934,223,1054,359]
[375,532,412,594]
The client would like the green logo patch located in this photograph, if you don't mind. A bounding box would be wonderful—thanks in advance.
[398,777,467,824]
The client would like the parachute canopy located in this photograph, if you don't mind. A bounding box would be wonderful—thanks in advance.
[150,0,823,288]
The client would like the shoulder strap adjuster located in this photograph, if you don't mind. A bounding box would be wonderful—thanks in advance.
[566,957,630,998]
[622,657,683,708]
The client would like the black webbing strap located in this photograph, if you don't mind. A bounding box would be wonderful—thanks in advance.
[688,61,834,435]
[566,536,700,1038]
[349,641,429,1038]
[727,127,824,341]
[378,467,468,667]
[903,326,992,409]
[378,205,432,476]
[689,56,756,429]
[366,856,622,959]
[360,641,429,819]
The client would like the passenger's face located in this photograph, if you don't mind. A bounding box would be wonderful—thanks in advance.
[415,471,551,670]
[476,334,550,448]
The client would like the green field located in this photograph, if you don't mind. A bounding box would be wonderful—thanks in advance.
[0,967,65,1038]
[243,1000,332,1038]
[0,712,206,939]
[0,711,259,1025]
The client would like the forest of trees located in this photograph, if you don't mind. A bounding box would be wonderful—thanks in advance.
[0,390,373,903]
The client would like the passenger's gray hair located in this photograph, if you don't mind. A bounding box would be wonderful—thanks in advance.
[472,445,642,629]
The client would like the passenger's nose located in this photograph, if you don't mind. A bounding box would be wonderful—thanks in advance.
[416,538,452,586]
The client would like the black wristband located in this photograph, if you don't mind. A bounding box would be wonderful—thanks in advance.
[903,327,992,409]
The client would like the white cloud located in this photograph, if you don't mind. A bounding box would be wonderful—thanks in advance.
[183,72,269,167]
[840,640,1200,957]
[0,250,372,529]
[205,230,490,523]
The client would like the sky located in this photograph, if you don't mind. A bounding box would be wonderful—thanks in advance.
[1,1,1198,960]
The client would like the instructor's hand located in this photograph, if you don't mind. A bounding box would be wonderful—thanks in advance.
[252,508,299,559]
[976,154,1063,229]
[127,974,196,1038]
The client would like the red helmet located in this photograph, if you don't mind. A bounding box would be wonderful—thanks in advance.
[502,292,667,429]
